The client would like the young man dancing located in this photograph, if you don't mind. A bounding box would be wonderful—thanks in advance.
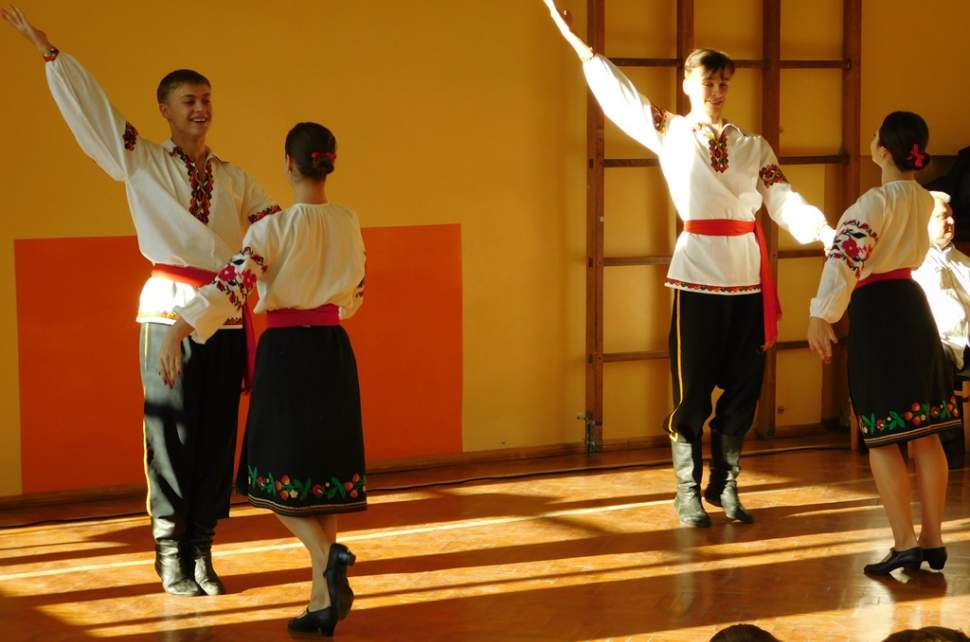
[4,5,281,593]
[543,0,834,527]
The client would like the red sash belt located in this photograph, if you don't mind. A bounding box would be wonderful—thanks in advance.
[683,219,780,350]
[152,263,256,393]
[267,304,341,328]
[855,268,912,290]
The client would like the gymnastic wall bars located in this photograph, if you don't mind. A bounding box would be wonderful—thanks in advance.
[581,0,862,454]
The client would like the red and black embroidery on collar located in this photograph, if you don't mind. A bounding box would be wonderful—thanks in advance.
[248,205,282,224]
[759,164,788,188]
[171,147,214,224]
[123,123,138,151]
[707,130,729,173]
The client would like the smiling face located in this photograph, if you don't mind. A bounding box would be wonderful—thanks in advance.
[683,67,731,121]
[158,82,212,140]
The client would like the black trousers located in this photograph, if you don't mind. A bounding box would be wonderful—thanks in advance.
[139,323,245,543]
[665,289,766,441]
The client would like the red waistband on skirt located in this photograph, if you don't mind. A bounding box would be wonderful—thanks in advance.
[855,268,912,290]
[267,304,340,328]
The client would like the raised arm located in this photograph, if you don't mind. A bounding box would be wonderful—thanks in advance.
[541,0,595,61]
[2,4,54,57]
[3,4,140,181]
[541,0,669,155]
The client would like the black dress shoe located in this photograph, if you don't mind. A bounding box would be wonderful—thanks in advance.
[325,543,357,620]
[921,546,947,570]
[863,547,922,575]
[288,607,337,637]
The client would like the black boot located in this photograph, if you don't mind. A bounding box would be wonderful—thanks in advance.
[704,432,754,523]
[152,516,202,596]
[671,435,711,528]
[187,522,226,596]
[324,543,357,620]
[154,541,203,596]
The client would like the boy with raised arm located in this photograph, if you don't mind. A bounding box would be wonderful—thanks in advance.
[543,0,834,527]
[3,4,280,594]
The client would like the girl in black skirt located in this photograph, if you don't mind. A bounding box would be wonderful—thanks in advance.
[808,112,956,575]
[159,122,367,635]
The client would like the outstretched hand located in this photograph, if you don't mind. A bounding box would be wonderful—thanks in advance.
[807,316,837,364]
[1,4,52,54]
[541,0,594,61]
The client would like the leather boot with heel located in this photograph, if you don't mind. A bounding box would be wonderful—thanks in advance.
[152,516,202,596]
[154,541,202,596]
[187,522,226,596]
[671,435,711,528]
[704,432,754,524]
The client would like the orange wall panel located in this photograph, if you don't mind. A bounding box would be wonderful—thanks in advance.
[16,224,461,494]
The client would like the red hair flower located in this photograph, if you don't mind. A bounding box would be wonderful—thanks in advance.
[907,144,925,169]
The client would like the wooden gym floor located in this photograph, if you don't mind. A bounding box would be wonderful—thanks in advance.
[1,433,968,641]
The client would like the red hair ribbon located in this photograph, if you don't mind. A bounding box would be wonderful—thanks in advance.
[907,144,925,169]
[310,151,336,162]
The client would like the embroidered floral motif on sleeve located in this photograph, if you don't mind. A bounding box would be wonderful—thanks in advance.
[248,205,282,224]
[651,104,671,135]
[758,163,788,188]
[827,219,879,277]
[170,146,214,224]
[122,122,138,151]
[213,247,266,311]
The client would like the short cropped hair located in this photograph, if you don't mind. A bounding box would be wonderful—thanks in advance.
[684,48,736,79]
[156,69,211,103]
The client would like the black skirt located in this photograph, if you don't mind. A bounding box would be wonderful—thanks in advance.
[236,325,367,516]
[848,279,961,448]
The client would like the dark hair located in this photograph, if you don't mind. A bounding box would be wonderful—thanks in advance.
[156,69,210,103]
[710,624,782,642]
[882,627,970,642]
[684,48,736,79]
[878,111,931,171]
[285,122,337,181]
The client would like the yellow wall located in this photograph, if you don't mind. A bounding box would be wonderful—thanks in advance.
[2,1,970,497]
[0,1,589,496]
